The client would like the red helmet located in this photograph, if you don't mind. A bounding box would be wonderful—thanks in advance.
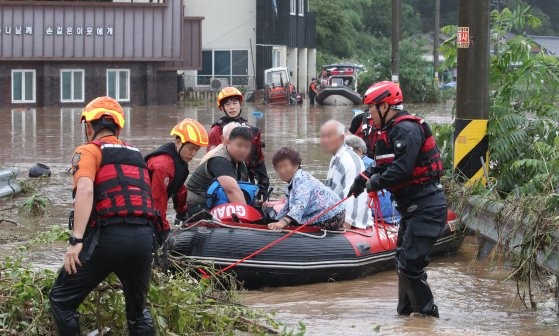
[363,81,403,106]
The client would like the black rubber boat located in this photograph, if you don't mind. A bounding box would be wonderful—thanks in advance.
[165,210,463,289]
[315,86,363,105]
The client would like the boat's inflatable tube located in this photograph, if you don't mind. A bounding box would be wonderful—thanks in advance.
[166,210,463,289]
[316,86,363,105]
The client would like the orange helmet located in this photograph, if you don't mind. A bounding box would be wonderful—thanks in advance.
[217,87,243,109]
[81,96,125,129]
[170,118,209,147]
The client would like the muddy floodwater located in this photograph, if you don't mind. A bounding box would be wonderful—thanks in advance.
[1,102,558,335]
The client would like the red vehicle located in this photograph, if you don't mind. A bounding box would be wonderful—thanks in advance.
[263,67,303,105]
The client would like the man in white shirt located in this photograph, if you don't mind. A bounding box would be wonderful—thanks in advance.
[320,120,373,229]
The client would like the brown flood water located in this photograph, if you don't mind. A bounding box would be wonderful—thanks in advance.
[1,102,558,335]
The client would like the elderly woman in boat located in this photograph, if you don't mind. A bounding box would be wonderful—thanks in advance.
[267,147,345,231]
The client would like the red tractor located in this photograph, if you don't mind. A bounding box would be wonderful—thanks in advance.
[263,67,303,105]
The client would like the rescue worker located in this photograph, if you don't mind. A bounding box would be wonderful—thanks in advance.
[50,97,156,335]
[187,126,257,216]
[208,87,269,195]
[308,78,318,105]
[348,81,445,318]
[144,118,208,242]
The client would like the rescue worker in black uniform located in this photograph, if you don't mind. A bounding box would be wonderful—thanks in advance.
[348,81,446,318]
[49,97,156,335]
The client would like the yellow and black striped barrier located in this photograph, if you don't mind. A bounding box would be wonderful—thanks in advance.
[453,119,489,185]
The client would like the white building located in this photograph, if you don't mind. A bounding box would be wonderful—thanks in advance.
[183,0,316,92]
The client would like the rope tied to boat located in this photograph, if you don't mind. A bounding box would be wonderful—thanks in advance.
[206,194,354,278]
[368,191,393,250]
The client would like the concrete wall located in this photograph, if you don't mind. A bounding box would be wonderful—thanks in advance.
[183,0,256,89]
[286,47,298,90]
[307,47,317,79]
[297,47,307,93]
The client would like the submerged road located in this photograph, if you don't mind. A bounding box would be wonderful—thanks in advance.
[0,102,557,335]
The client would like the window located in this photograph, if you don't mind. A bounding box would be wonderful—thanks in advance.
[106,69,130,102]
[290,0,296,15]
[272,49,281,68]
[298,0,304,16]
[197,50,249,86]
[11,69,36,103]
[60,70,84,103]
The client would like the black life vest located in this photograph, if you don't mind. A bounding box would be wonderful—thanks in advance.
[374,114,444,191]
[89,140,158,227]
[212,116,264,166]
[144,142,189,199]
[356,111,379,158]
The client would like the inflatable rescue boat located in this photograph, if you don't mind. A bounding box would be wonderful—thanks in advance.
[164,203,464,289]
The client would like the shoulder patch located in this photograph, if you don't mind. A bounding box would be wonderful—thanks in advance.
[72,152,81,166]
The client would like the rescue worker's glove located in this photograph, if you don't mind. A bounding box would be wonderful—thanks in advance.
[366,174,381,193]
[348,173,369,197]
[174,212,187,226]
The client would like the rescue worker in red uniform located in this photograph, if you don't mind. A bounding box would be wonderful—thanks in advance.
[49,97,156,335]
[349,81,446,318]
[208,87,269,195]
[144,118,208,243]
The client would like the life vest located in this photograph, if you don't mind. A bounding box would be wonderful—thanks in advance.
[206,180,260,209]
[356,111,379,158]
[186,145,250,207]
[89,140,158,227]
[374,114,444,191]
[211,116,264,166]
[144,142,189,199]
[309,82,316,94]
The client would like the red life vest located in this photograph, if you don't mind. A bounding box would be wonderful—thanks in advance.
[374,114,443,191]
[89,140,158,227]
[356,112,379,158]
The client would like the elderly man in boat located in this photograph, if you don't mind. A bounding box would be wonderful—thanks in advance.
[266,147,345,231]
[320,120,373,229]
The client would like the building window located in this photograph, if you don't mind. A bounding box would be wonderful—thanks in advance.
[106,69,130,102]
[60,70,84,103]
[272,49,282,68]
[290,0,296,15]
[11,69,36,103]
[298,0,305,16]
[197,50,249,86]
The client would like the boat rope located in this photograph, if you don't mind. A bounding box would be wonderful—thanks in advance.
[183,219,329,239]
[368,192,393,250]
[208,194,354,278]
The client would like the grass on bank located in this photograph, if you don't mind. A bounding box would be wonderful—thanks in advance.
[0,226,305,336]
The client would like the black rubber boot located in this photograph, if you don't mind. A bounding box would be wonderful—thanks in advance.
[397,271,413,316]
[51,310,81,336]
[399,271,439,318]
[127,308,155,336]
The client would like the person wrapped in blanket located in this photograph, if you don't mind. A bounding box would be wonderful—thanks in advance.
[266,147,345,231]
[345,134,401,224]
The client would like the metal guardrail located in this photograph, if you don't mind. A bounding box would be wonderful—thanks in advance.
[0,169,22,198]
[463,196,559,274]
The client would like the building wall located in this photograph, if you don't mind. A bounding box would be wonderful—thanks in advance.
[183,0,256,89]
[1,61,177,107]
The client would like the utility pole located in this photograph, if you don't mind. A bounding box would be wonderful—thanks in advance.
[391,0,400,83]
[433,0,440,82]
[453,0,490,185]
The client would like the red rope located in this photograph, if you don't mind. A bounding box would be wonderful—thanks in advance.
[368,192,393,250]
[208,195,353,278]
